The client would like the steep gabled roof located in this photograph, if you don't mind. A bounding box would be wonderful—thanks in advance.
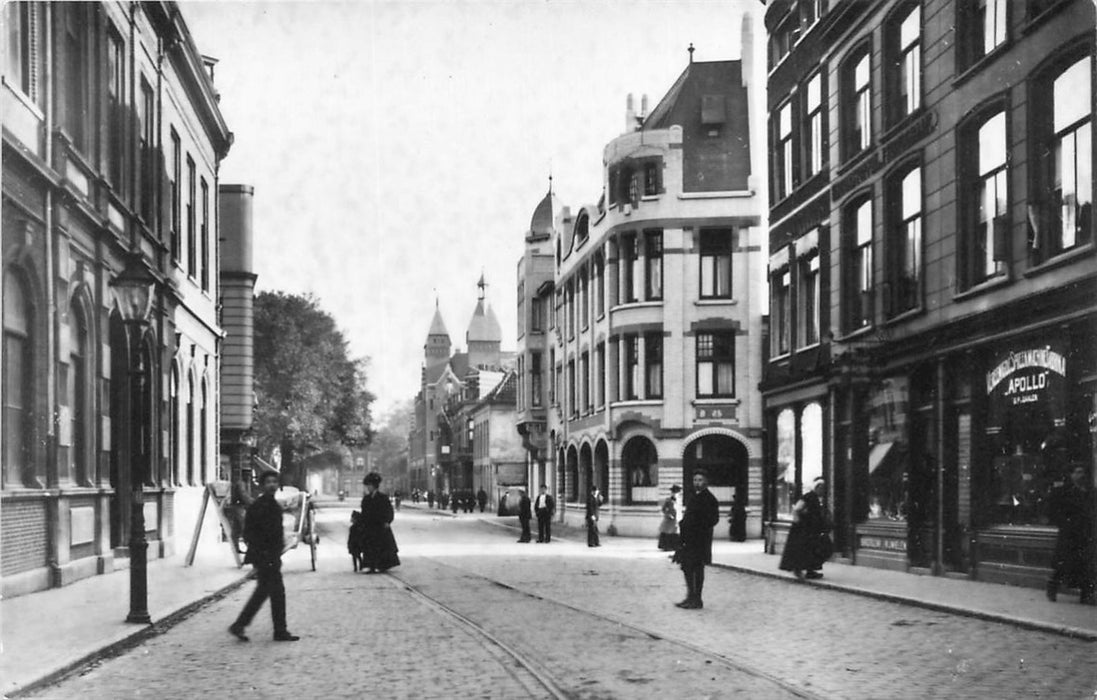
[644,60,741,131]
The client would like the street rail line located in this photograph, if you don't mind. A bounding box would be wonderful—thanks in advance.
[383,571,572,700]
[392,557,830,700]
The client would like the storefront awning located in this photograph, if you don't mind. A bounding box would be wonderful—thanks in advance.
[868,442,895,475]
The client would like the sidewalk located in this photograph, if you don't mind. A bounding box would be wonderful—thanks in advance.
[0,545,252,698]
[485,514,1097,641]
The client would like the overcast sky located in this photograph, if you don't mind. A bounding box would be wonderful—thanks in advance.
[182,0,761,416]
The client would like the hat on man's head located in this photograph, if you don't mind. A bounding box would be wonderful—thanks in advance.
[670,484,682,493]
[363,471,382,486]
[258,469,280,484]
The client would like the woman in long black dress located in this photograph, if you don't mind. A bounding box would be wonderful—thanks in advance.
[358,472,400,573]
[779,477,831,580]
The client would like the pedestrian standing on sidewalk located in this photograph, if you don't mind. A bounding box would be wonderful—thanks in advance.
[1047,463,1096,604]
[779,477,832,581]
[673,470,719,609]
[477,487,488,513]
[658,485,682,551]
[360,471,401,573]
[534,484,555,543]
[586,485,603,547]
[229,470,300,642]
[516,489,533,542]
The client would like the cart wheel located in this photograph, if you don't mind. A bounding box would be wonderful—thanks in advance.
[308,510,318,572]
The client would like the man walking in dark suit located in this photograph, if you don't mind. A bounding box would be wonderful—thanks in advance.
[586,485,603,547]
[229,470,300,642]
[517,489,533,542]
[534,484,555,543]
[674,469,720,609]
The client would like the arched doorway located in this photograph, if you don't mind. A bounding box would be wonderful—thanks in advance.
[684,433,749,540]
[566,445,579,502]
[579,443,593,496]
[621,436,657,504]
[595,441,609,503]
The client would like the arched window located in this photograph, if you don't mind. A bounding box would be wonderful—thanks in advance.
[3,272,33,487]
[842,45,873,160]
[843,195,874,331]
[200,380,208,485]
[68,301,92,485]
[886,164,922,315]
[886,3,922,127]
[622,436,658,504]
[186,375,195,485]
[169,366,179,486]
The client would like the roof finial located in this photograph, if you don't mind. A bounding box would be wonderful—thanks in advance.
[477,272,487,301]
[688,42,695,63]
[548,172,553,195]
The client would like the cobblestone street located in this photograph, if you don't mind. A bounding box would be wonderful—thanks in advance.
[29,508,1097,699]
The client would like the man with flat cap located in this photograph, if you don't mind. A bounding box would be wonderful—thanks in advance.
[229,470,300,642]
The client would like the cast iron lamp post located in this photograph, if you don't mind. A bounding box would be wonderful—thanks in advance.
[110,253,157,624]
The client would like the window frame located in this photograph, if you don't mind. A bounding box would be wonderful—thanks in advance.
[644,229,663,301]
[844,195,875,332]
[644,332,663,400]
[699,228,734,299]
[959,105,1011,289]
[696,331,736,398]
[799,251,821,347]
[886,163,923,316]
[843,45,874,161]
[886,3,922,127]
[804,72,825,178]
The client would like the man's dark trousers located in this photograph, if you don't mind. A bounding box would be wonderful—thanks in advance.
[536,512,552,542]
[587,519,600,546]
[234,561,287,633]
[519,517,532,542]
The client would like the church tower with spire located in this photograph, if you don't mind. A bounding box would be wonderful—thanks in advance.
[466,274,503,370]
[424,299,451,376]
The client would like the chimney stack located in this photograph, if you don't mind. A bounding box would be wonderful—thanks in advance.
[626,93,636,133]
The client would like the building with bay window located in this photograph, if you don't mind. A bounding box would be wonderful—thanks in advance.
[2,2,232,596]
[762,0,1095,590]
[529,14,766,538]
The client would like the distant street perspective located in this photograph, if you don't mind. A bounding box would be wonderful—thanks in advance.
[26,504,1097,699]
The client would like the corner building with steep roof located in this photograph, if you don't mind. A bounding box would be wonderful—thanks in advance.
[520,15,767,538]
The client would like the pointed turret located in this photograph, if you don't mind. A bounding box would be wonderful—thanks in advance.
[467,277,502,369]
[424,298,451,375]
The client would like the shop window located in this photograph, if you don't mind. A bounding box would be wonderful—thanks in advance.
[697,332,735,398]
[960,109,1009,288]
[844,197,874,331]
[801,404,824,488]
[772,267,791,355]
[699,229,733,299]
[776,101,794,199]
[645,230,663,301]
[959,0,1007,71]
[799,253,820,347]
[867,376,910,521]
[886,165,922,315]
[645,333,663,399]
[804,72,825,178]
[623,437,657,500]
[842,48,873,161]
[3,272,33,488]
[775,409,797,516]
[1030,53,1093,261]
[886,4,921,126]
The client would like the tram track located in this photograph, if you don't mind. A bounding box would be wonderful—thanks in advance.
[389,556,829,700]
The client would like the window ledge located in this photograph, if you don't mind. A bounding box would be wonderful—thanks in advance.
[1023,243,1095,278]
[835,144,879,177]
[834,325,875,343]
[769,351,791,362]
[692,398,741,406]
[610,399,663,409]
[640,194,660,202]
[1022,1,1073,36]
[880,108,926,143]
[796,341,822,352]
[678,190,755,200]
[3,77,45,119]
[952,40,1013,88]
[953,274,1011,302]
[884,305,924,326]
[610,301,663,313]
[694,298,738,307]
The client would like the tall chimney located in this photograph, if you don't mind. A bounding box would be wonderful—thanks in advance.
[219,184,257,480]
[740,12,754,89]
[625,93,636,133]
[640,94,649,120]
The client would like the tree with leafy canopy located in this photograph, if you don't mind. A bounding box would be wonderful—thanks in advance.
[252,291,374,486]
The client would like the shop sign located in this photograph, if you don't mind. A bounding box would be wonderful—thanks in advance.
[986,343,1067,433]
[696,405,737,421]
[859,535,907,552]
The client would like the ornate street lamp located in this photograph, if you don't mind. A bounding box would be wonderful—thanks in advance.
[109,252,157,624]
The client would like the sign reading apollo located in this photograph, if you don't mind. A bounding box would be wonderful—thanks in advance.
[986,348,1067,406]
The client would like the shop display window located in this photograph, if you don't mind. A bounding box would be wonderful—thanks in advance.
[776,409,796,516]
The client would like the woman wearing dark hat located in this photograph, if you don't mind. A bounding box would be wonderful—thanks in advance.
[358,472,400,573]
[658,485,682,551]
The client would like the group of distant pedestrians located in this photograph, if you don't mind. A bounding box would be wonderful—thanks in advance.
[415,488,488,513]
